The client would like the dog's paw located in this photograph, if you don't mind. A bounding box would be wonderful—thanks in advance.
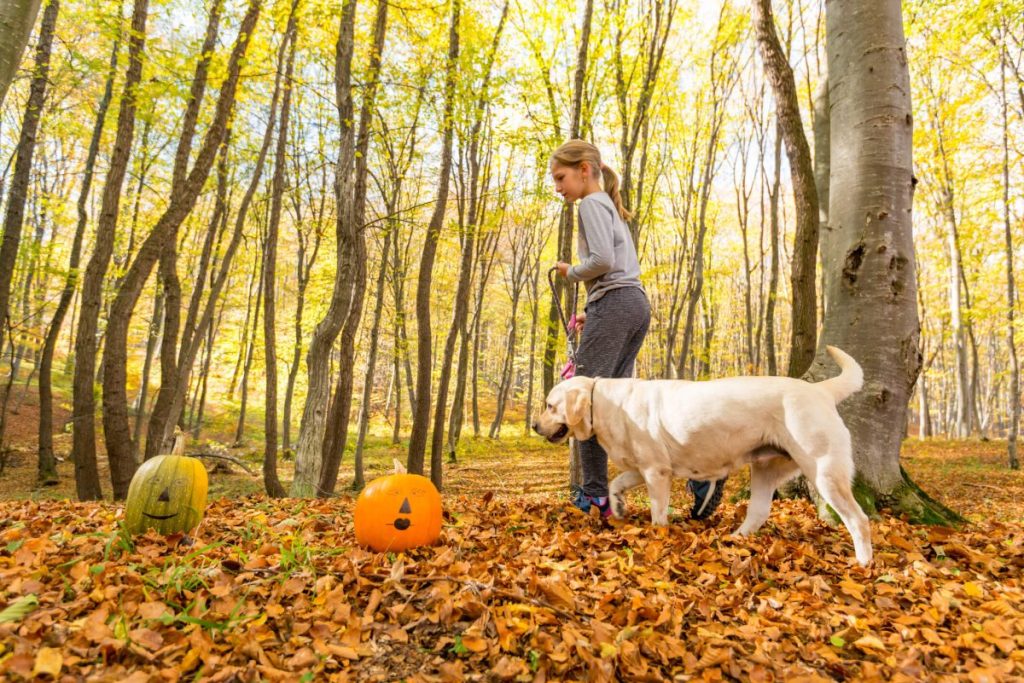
[611,492,627,518]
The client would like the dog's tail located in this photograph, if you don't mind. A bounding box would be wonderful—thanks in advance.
[817,346,863,404]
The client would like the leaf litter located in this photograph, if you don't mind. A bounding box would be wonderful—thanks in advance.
[1,441,1023,681]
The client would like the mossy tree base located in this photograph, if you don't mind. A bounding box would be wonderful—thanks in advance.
[779,466,965,528]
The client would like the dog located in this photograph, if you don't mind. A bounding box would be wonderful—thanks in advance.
[533,346,872,566]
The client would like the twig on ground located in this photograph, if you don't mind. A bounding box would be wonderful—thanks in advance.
[963,482,1009,493]
[189,452,258,476]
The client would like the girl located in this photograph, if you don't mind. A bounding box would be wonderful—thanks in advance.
[550,139,724,521]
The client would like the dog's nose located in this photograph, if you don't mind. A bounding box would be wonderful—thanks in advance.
[531,421,539,433]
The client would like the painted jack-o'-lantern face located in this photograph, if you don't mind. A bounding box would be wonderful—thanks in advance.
[354,474,442,552]
[125,455,209,535]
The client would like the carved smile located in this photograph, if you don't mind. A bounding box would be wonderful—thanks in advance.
[143,512,177,520]
[393,518,411,530]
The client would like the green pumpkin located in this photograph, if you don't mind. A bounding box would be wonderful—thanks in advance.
[125,455,208,535]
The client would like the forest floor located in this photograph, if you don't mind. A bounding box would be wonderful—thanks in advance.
[2,383,1024,681]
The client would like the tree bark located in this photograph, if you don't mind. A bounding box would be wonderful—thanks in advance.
[289,0,360,497]
[0,0,42,108]
[131,290,162,457]
[263,0,298,497]
[406,0,460,484]
[430,1,507,470]
[283,153,324,456]
[612,0,675,246]
[1000,33,1020,469]
[9,0,60,485]
[751,0,819,378]
[317,0,389,497]
[235,233,265,446]
[764,126,781,375]
[561,0,594,489]
[101,0,261,499]
[142,0,224,460]
[0,0,57,350]
[72,0,149,501]
[351,226,392,491]
[809,0,960,525]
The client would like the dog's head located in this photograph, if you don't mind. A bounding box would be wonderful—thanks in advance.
[532,376,595,443]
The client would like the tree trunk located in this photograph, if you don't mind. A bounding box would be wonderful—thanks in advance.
[0,0,57,480]
[317,0,388,497]
[524,256,541,436]
[0,0,57,348]
[0,0,42,108]
[191,295,222,438]
[808,0,960,525]
[563,0,594,490]
[751,0,818,378]
[406,0,459,484]
[262,0,298,497]
[813,75,830,244]
[131,290,162,456]
[1000,34,1020,468]
[612,0,675,247]
[289,0,361,497]
[102,0,260,499]
[283,202,323,455]
[72,0,149,501]
[352,228,392,490]
[430,2,507,472]
[764,125,782,375]
[235,232,266,446]
[457,224,499,444]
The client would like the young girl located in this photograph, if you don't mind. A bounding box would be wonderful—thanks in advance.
[550,139,724,521]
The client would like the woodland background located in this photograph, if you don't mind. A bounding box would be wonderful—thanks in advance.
[0,0,1021,494]
[2,0,1024,680]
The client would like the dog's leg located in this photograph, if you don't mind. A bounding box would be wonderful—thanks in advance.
[642,466,673,525]
[813,462,873,566]
[736,456,800,536]
[609,470,644,518]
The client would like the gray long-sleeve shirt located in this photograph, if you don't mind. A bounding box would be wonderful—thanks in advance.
[566,192,643,303]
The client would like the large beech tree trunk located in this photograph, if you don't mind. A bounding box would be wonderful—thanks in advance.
[806,0,960,525]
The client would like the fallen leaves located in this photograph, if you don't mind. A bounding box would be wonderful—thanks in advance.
[0,460,1023,681]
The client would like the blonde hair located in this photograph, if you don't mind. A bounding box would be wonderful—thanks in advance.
[550,139,632,221]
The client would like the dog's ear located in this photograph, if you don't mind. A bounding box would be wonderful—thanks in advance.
[564,385,593,440]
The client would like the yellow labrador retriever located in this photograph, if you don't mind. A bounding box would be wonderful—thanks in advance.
[533,346,872,566]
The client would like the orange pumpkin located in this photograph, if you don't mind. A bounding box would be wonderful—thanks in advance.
[354,474,442,552]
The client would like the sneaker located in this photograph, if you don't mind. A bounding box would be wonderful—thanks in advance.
[571,488,612,518]
[688,478,727,520]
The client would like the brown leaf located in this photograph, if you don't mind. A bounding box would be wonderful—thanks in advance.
[31,647,62,677]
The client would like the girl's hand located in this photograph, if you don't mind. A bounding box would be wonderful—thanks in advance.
[574,312,586,333]
[555,261,571,278]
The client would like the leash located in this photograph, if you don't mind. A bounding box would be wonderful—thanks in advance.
[547,266,580,379]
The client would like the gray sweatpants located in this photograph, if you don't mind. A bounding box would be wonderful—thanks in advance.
[574,286,650,498]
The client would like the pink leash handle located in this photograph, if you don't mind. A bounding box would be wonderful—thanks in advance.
[560,360,576,380]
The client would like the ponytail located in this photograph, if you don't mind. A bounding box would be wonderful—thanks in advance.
[599,163,633,222]
[550,139,633,222]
